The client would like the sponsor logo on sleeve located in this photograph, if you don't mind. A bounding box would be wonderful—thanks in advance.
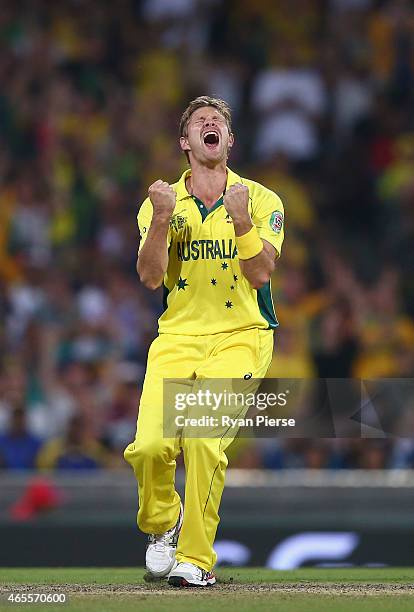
[269,211,284,234]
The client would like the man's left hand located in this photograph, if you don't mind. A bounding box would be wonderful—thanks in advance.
[223,183,249,222]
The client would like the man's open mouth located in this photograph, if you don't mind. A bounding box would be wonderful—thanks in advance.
[203,131,220,146]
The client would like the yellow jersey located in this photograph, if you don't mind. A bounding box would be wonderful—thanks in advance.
[137,167,284,335]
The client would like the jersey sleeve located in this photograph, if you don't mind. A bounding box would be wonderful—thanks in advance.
[253,190,285,258]
[137,197,171,254]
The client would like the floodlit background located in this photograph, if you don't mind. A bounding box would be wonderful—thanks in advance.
[1,0,414,567]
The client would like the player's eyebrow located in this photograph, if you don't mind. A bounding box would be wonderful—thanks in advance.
[193,114,224,122]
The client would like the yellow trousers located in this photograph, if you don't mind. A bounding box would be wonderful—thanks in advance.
[124,328,273,572]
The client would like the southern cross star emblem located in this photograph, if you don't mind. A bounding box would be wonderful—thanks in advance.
[211,278,217,286]
[233,274,238,281]
[230,285,235,290]
[221,262,228,270]
[225,301,233,309]
[177,277,188,290]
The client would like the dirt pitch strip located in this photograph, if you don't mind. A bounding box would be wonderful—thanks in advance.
[2,568,414,611]
[1,581,414,597]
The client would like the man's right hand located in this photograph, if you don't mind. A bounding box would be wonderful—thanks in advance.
[148,180,176,220]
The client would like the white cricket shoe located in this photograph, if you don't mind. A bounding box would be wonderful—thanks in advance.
[168,562,216,587]
[145,503,183,578]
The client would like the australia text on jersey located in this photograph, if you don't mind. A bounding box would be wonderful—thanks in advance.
[177,238,237,261]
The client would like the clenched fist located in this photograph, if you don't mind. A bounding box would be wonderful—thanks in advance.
[223,183,249,222]
[148,180,176,220]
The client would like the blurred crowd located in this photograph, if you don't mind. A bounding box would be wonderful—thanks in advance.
[1,0,414,471]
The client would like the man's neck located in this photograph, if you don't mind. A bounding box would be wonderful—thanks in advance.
[187,161,227,209]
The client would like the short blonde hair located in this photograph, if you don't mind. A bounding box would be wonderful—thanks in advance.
[179,96,232,138]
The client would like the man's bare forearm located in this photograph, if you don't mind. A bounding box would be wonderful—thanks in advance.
[138,180,176,290]
[137,214,170,289]
[239,246,275,289]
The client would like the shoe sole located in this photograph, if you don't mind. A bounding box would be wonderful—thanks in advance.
[143,571,168,583]
[168,575,216,588]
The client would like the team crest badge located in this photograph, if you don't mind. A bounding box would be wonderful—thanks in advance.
[269,211,284,234]
[170,212,187,231]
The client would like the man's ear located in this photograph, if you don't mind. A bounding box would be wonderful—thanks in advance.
[180,136,191,153]
[227,132,234,158]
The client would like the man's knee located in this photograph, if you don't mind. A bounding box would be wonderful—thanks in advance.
[124,438,173,467]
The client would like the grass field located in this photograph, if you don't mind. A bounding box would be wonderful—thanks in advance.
[1,568,414,612]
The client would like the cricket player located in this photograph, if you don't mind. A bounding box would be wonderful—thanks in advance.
[124,96,284,587]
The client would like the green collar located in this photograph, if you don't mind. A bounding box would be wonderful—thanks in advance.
[192,195,224,221]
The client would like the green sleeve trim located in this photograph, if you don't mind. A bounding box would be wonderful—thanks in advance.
[257,281,279,329]
[162,284,170,312]
[161,242,173,313]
